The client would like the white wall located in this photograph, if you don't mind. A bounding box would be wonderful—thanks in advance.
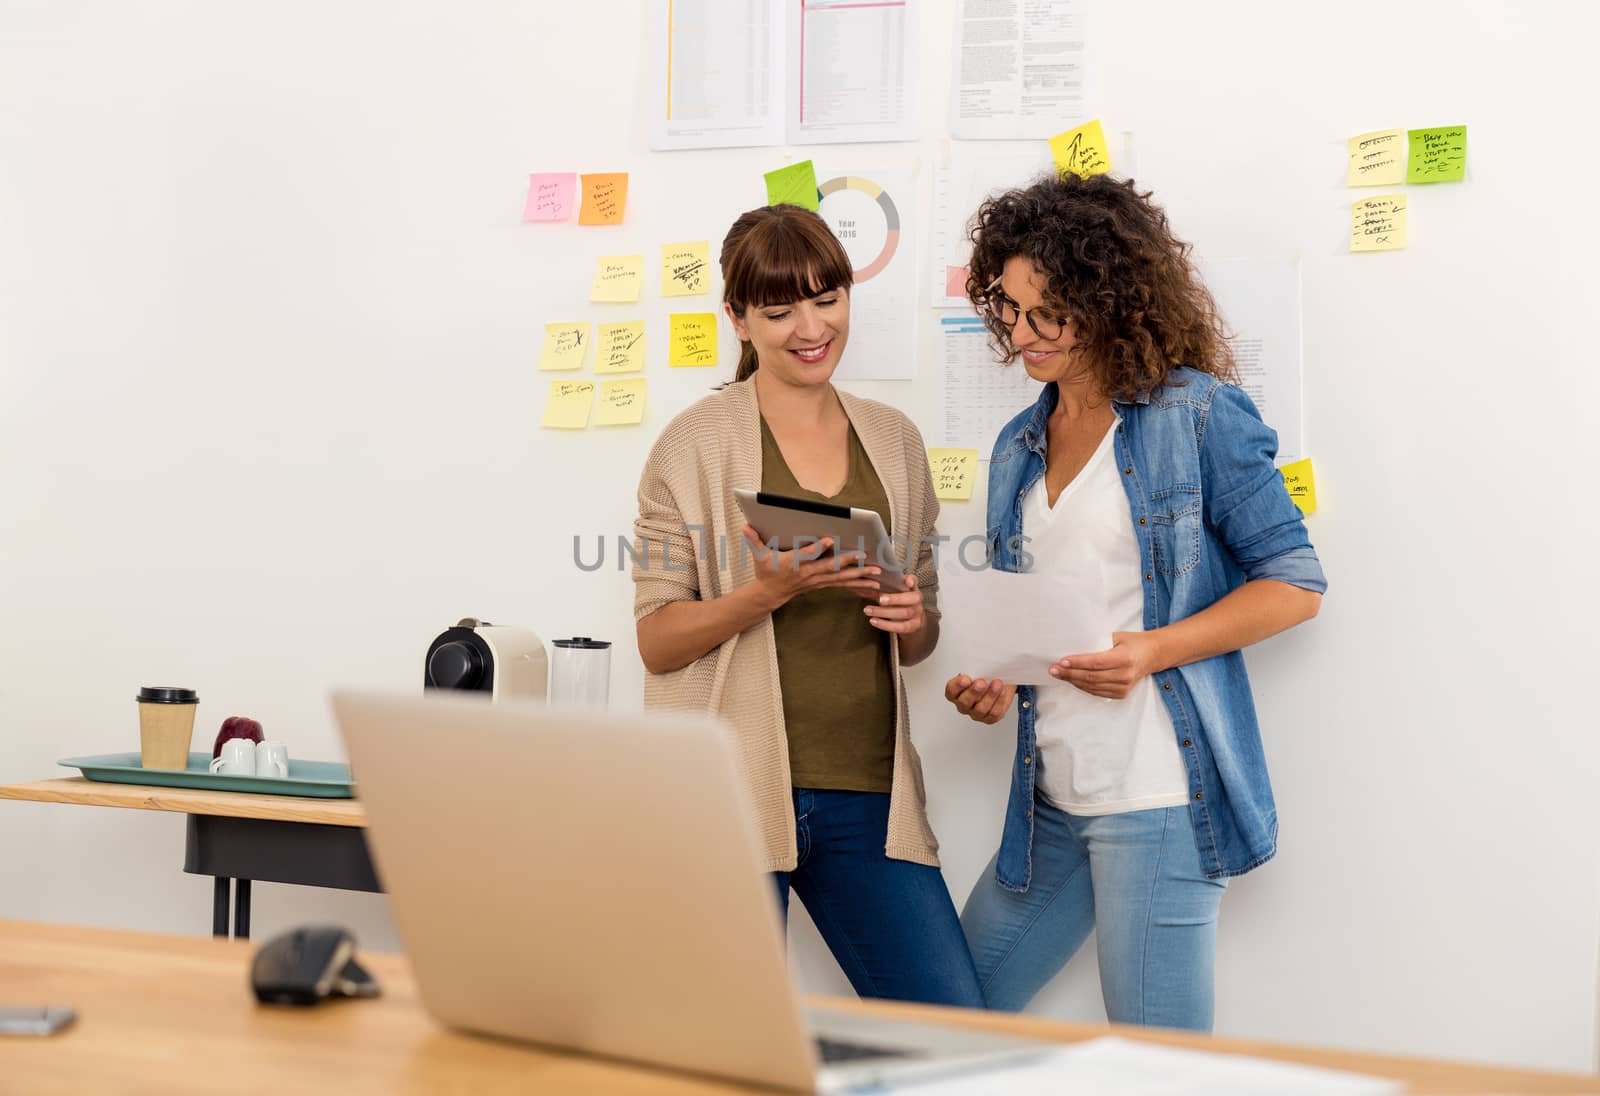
[3,0,1598,1075]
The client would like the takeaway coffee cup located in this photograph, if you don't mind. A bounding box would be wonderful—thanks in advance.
[137,686,200,770]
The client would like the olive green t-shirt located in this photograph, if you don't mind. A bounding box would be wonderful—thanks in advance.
[760,417,897,793]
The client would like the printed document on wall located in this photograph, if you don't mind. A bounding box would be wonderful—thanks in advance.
[941,313,1043,450]
[649,0,784,150]
[787,0,919,144]
[949,0,1098,140]
[930,154,1052,308]
[1199,257,1304,463]
[818,169,918,380]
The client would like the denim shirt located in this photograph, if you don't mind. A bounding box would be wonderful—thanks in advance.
[985,368,1326,884]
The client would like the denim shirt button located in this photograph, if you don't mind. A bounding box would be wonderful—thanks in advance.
[1193,791,1204,801]
[1144,573,1153,581]
[1162,682,1172,691]
[1123,467,1133,475]
[1023,755,1032,765]
[1182,738,1192,747]
[1020,700,1031,710]
[1138,517,1147,525]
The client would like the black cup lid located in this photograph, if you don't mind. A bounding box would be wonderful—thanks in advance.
[137,686,199,704]
[552,637,611,649]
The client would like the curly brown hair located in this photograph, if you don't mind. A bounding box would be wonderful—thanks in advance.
[965,173,1237,399]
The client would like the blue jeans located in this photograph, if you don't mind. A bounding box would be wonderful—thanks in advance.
[960,798,1227,1030]
[772,788,983,1008]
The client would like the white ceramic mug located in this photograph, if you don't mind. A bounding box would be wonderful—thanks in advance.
[209,738,257,776]
[255,740,289,779]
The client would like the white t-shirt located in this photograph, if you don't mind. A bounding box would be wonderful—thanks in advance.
[1025,415,1191,816]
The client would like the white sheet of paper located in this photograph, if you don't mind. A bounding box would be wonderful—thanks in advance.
[939,313,1043,451]
[948,0,1098,140]
[938,561,1108,685]
[648,0,784,150]
[819,168,918,381]
[929,155,1052,308]
[1198,256,1304,463]
[888,1036,1402,1095]
[786,0,918,144]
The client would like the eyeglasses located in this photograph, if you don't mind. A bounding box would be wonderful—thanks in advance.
[981,275,1068,341]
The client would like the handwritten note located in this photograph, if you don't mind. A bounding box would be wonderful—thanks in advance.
[928,448,979,501]
[1407,126,1467,183]
[1279,458,1317,515]
[764,160,820,211]
[522,172,576,222]
[661,241,710,297]
[590,255,644,303]
[1350,195,1407,252]
[669,313,719,367]
[1049,119,1111,177]
[539,323,590,371]
[541,380,595,429]
[1346,130,1406,187]
[595,378,648,426]
[579,173,628,225]
[596,321,646,375]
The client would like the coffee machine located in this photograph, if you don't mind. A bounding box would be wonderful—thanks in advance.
[423,618,548,700]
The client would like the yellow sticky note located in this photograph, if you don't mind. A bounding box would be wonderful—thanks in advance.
[541,381,594,429]
[661,241,711,297]
[928,448,979,501]
[590,255,644,303]
[1347,129,1406,186]
[539,323,590,371]
[1049,119,1111,177]
[1280,458,1317,515]
[669,312,719,368]
[578,173,628,225]
[1350,195,1406,252]
[596,321,645,375]
[595,378,648,426]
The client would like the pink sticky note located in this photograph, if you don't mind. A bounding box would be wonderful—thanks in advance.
[945,265,971,298]
[523,173,576,222]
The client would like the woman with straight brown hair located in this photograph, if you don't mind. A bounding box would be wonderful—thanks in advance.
[630,204,982,1007]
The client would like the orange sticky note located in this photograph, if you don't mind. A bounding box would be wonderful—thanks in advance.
[944,265,970,298]
[579,173,628,226]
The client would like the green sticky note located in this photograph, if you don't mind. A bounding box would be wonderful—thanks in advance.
[764,160,820,212]
[1406,126,1467,183]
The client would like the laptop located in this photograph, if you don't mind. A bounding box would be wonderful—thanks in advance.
[330,689,1047,1092]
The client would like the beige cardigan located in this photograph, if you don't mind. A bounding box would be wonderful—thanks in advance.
[632,378,943,872]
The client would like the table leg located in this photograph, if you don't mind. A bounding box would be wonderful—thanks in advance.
[233,878,251,940]
[212,877,230,938]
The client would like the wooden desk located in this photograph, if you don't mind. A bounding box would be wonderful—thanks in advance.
[0,779,376,940]
[2,919,1594,1095]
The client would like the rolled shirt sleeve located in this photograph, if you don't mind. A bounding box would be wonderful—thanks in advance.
[1200,384,1327,594]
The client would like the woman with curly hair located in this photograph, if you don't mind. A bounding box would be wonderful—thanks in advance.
[943,173,1326,1030]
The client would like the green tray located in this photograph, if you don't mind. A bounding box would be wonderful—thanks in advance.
[59,752,355,799]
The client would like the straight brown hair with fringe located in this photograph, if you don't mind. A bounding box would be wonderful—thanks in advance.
[719,204,853,383]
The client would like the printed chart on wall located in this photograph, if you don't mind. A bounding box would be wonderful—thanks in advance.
[930,154,1053,308]
[816,170,917,381]
[650,0,917,149]
[949,0,1098,140]
[787,0,919,144]
[1199,257,1304,463]
[941,312,1044,451]
[650,0,784,149]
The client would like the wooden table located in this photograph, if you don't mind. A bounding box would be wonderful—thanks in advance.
[0,778,375,940]
[2,919,1594,1095]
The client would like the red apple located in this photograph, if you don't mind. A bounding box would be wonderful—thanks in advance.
[212,716,265,759]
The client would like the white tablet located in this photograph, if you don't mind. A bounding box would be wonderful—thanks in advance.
[733,488,908,593]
